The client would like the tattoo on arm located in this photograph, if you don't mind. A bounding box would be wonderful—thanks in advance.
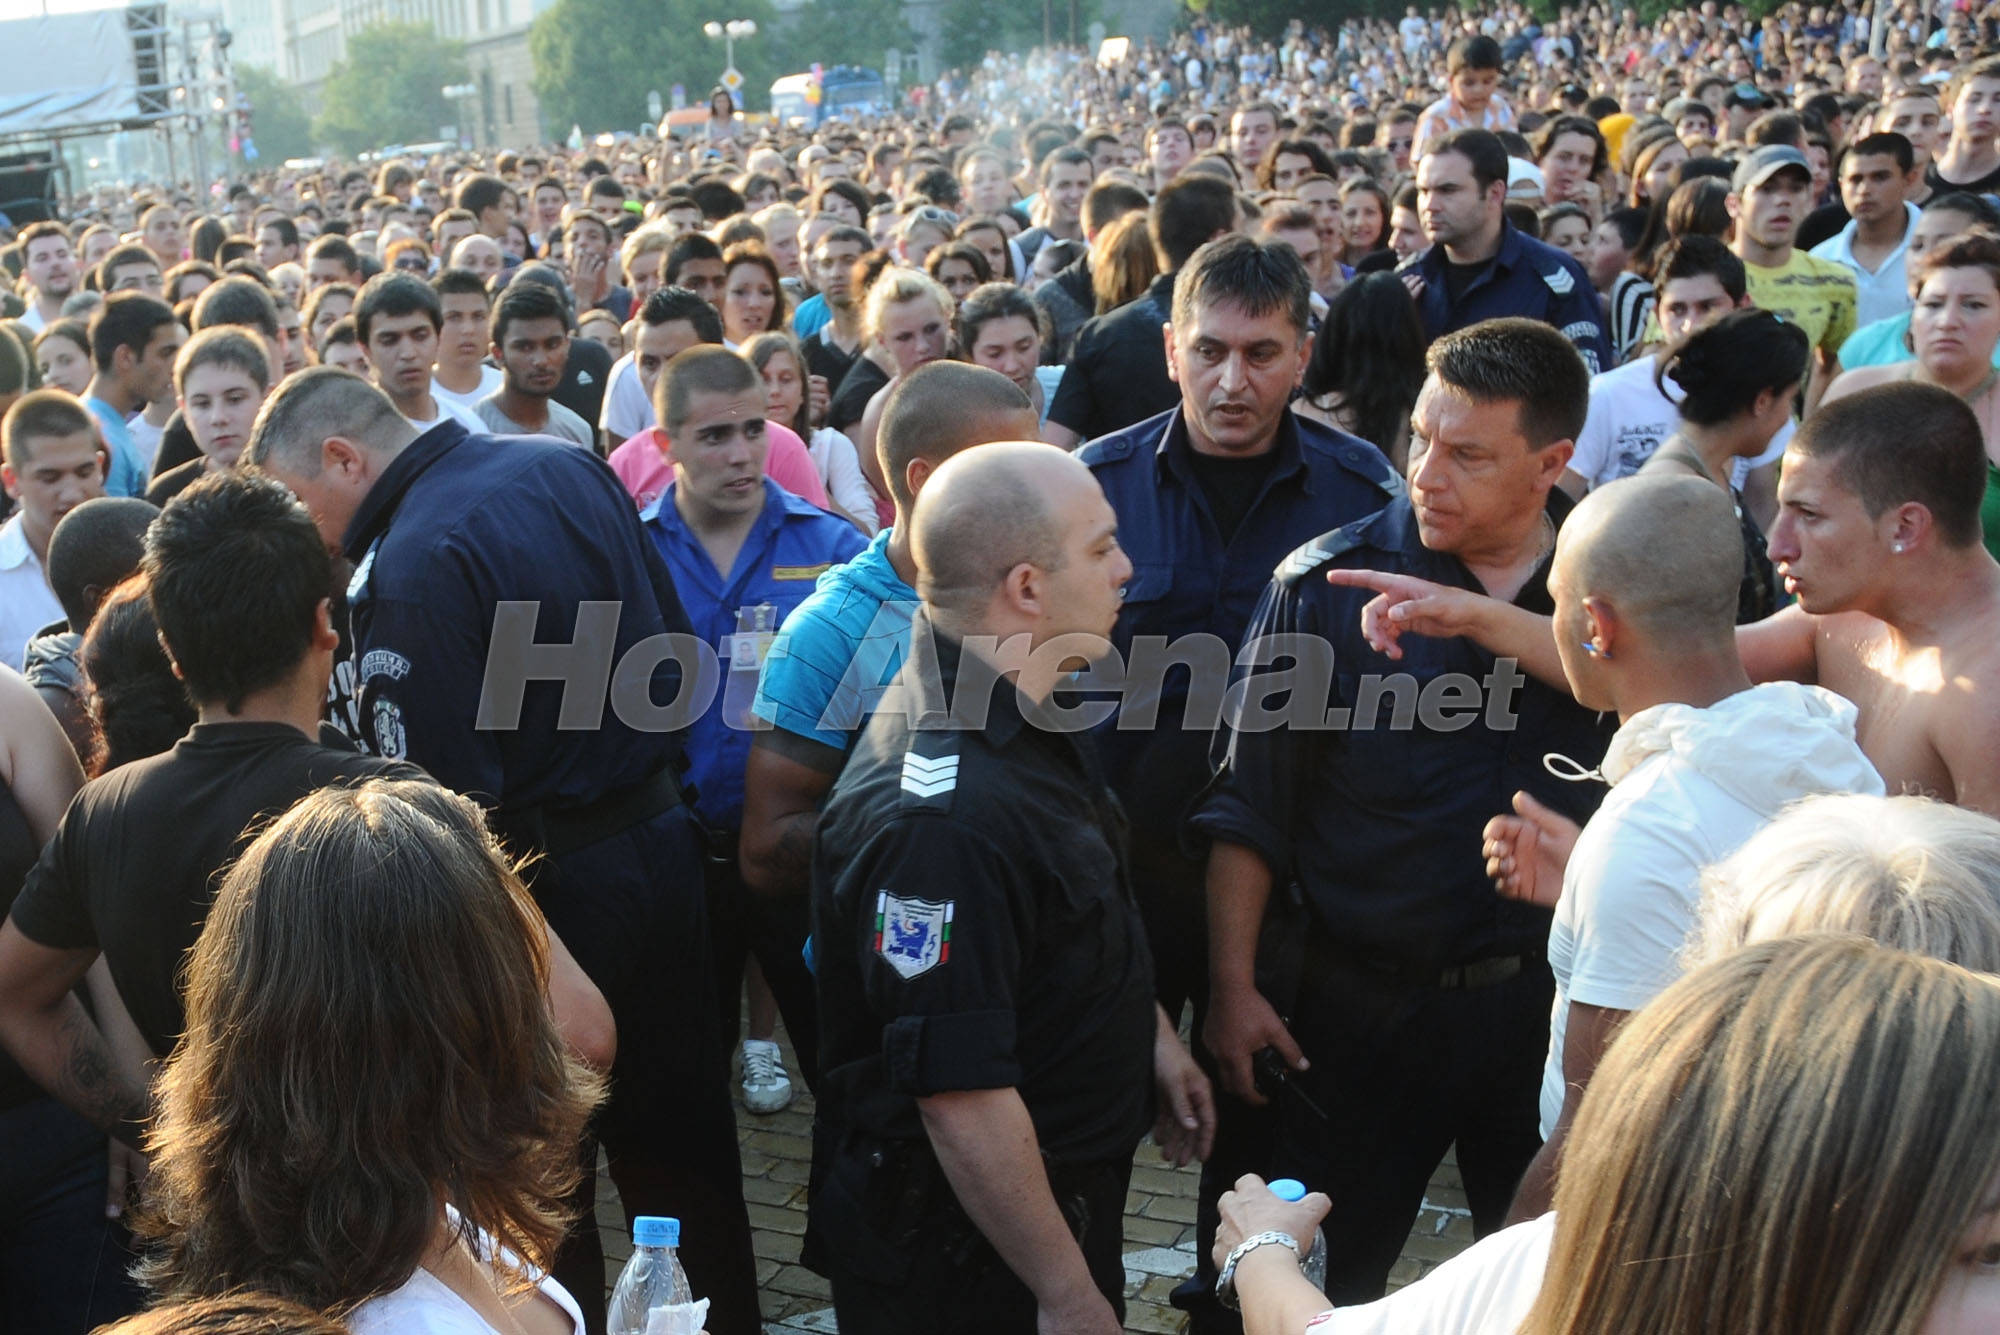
[52,997,150,1148]
[768,811,819,890]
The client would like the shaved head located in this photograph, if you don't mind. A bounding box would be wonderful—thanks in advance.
[878,361,1039,511]
[912,442,1090,619]
[1558,475,1742,641]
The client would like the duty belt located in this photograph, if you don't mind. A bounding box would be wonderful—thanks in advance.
[1316,933,1543,992]
[540,764,685,858]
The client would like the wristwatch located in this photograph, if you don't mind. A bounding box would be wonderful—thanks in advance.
[1215,1230,1302,1311]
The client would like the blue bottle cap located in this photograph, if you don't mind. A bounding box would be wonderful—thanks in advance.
[633,1215,680,1247]
[1268,1178,1308,1202]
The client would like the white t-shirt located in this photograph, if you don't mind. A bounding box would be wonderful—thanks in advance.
[0,514,61,673]
[1540,685,1882,1136]
[347,1216,584,1335]
[1310,1213,1554,1335]
[807,426,880,536]
[433,366,505,416]
[347,1264,584,1335]
[599,352,654,440]
[403,394,484,434]
[1569,354,1791,493]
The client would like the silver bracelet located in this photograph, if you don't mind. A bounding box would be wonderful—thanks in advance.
[1215,1230,1301,1311]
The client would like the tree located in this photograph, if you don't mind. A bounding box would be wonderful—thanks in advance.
[766,0,913,79]
[531,0,782,134]
[933,0,1096,72]
[236,63,315,164]
[314,23,471,155]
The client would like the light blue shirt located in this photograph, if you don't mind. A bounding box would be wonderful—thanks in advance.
[82,397,149,498]
[751,527,916,753]
[1809,201,1920,329]
[791,293,832,340]
[1838,311,2000,370]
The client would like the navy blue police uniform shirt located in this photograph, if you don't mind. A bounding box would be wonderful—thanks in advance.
[342,420,692,812]
[1191,489,1616,968]
[812,616,1157,1161]
[1077,405,1403,848]
[1403,223,1612,373]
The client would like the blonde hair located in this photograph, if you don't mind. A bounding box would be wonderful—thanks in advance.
[863,267,952,344]
[1090,211,1161,315]
[1522,934,2000,1335]
[619,224,674,278]
[1690,793,2000,971]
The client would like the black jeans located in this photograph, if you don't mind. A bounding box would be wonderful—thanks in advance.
[826,1155,1132,1335]
[540,807,761,1335]
[0,1095,144,1334]
[1266,934,1553,1305]
[703,845,819,1088]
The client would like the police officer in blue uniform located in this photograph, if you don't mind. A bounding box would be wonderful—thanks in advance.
[640,345,866,1093]
[1402,129,1611,373]
[811,442,1213,1335]
[1195,320,1616,1305]
[1076,234,1401,1331]
[245,367,762,1335]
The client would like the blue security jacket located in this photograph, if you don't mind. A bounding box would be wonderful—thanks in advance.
[1403,223,1612,373]
[642,478,866,831]
[342,421,692,812]
[1190,492,1616,967]
[1077,407,1403,849]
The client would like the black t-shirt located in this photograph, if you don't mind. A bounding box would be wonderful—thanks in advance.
[149,409,199,481]
[803,324,859,393]
[828,357,890,434]
[1442,255,1495,305]
[3,722,422,1055]
[1182,443,1279,543]
[1797,200,1851,253]
[553,336,615,440]
[1927,157,2000,198]
[146,456,206,507]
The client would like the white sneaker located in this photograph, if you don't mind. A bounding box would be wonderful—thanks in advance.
[740,1038,793,1114]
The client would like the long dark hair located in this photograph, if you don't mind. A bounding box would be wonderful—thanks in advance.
[1302,272,1427,458]
[79,575,195,776]
[136,779,602,1311]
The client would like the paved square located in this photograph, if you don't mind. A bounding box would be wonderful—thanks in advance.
[593,1026,1474,1333]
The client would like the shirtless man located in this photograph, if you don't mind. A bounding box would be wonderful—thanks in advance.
[1331,381,2000,828]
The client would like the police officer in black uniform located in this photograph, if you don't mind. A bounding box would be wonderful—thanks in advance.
[810,442,1215,1335]
[244,367,760,1335]
[1195,320,1616,1305]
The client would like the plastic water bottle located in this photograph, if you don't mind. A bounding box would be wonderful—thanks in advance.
[1268,1179,1328,1292]
[609,1216,704,1335]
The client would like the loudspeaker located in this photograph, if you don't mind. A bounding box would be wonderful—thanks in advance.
[0,154,58,225]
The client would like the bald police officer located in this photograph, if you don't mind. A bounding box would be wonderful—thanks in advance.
[810,442,1216,1335]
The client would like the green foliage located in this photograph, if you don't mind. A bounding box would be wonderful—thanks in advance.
[766,0,914,80]
[313,23,471,155]
[531,0,785,133]
[237,63,315,163]
[935,0,1098,71]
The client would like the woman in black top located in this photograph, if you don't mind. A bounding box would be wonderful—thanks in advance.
[1640,308,1808,624]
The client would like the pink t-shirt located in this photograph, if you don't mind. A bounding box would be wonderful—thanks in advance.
[607,419,831,512]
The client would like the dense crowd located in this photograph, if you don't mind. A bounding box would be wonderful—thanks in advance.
[1,1,1999,1334]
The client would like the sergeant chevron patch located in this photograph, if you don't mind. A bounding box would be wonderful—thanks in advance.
[900,751,960,798]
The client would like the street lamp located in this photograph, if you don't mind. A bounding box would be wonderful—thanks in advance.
[703,18,757,98]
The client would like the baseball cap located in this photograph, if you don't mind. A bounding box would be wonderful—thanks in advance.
[1731,144,1812,193]
[1725,81,1772,110]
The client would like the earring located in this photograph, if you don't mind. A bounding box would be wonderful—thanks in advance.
[1893,543,1907,554]
[1580,641,1611,659]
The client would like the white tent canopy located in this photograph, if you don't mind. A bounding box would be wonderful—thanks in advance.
[0,9,141,138]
